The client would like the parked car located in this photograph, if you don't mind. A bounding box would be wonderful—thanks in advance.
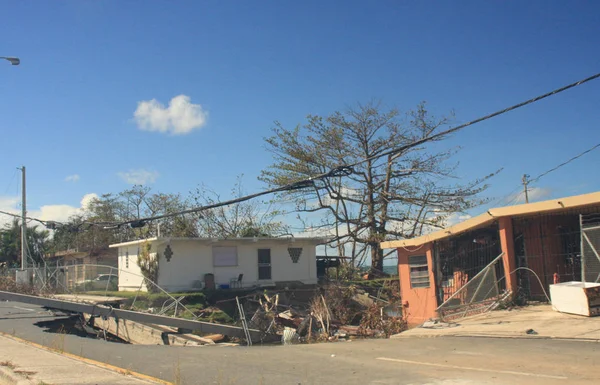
[76,274,118,291]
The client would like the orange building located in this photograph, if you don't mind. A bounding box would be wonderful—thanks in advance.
[381,191,600,326]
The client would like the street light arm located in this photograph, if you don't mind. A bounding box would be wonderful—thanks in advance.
[0,57,20,65]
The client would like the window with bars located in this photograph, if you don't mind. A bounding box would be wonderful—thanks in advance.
[409,255,430,288]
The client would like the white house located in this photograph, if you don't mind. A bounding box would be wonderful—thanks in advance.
[108,237,326,292]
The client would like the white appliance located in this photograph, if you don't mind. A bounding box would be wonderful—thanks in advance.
[549,281,600,317]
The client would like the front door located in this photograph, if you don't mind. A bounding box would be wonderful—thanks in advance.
[258,249,272,280]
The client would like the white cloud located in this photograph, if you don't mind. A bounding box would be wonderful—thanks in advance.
[0,196,20,227]
[36,194,98,223]
[0,193,98,228]
[134,94,208,135]
[64,174,80,182]
[445,212,472,227]
[118,169,159,185]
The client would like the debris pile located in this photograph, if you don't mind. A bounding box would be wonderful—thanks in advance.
[248,283,407,344]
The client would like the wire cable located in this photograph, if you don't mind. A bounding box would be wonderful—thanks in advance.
[344,71,600,169]
[484,141,600,210]
[8,72,600,230]
[0,209,48,226]
[104,72,600,229]
[528,142,600,184]
[3,169,17,195]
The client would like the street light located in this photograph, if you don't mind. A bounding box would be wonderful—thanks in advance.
[1,57,20,65]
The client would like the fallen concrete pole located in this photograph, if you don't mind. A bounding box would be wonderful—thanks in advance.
[0,290,261,340]
[85,313,214,345]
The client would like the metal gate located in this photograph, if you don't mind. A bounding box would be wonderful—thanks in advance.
[436,252,507,322]
[581,213,600,283]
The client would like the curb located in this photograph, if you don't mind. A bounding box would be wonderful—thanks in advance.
[451,333,600,342]
[0,332,172,385]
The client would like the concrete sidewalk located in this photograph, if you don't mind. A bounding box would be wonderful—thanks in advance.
[0,334,165,385]
[395,304,600,340]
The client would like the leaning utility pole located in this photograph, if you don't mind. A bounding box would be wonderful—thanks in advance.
[522,174,530,204]
[18,166,27,269]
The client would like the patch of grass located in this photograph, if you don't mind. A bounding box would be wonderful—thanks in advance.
[0,360,16,369]
[196,310,233,324]
[129,300,148,311]
[87,291,208,311]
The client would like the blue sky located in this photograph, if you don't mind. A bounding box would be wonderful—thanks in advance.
[1,1,599,232]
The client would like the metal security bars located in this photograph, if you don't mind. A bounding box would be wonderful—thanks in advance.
[512,212,583,301]
[581,213,600,283]
[434,224,504,305]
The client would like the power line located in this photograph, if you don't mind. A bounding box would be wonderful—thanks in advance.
[103,71,600,229]
[3,169,17,195]
[529,142,600,184]
[346,71,600,169]
[0,209,48,226]
[481,141,600,210]
[3,72,599,230]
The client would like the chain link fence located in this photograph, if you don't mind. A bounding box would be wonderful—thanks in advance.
[437,253,507,322]
[581,213,600,283]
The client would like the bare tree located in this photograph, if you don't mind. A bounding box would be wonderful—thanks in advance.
[192,175,288,238]
[260,102,497,273]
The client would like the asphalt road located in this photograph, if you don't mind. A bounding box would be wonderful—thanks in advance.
[0,301,598,385]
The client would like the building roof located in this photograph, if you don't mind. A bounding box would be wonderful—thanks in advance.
[109,236,329,248]
[46,249,87,259]
[381,191,600,249]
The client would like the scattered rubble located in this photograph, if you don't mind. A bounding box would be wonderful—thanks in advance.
[248,283,407,344]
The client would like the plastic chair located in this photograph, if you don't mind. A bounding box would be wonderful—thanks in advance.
[230,273,243,288]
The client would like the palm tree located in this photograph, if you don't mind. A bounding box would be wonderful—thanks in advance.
[0,219,50,267]
[0,219,20,267]
[27,225,50,264]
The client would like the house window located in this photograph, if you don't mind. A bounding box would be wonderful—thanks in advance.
[409,255,430,288]
[258,249,272,280]
[213,246,238,267]
[125,250,129,269]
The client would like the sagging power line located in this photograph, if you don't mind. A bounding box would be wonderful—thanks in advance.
[2,71,600,231]
[528,142,600,184]
[103,71,600,230]
[490,141,600,208]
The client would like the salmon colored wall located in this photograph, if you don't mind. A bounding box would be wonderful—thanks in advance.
[514,215,577,298]
[397,243,439,326]
[499,217,517,295]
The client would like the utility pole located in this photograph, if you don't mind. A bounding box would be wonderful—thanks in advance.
[18,166,27,269]
[522,174,530,204]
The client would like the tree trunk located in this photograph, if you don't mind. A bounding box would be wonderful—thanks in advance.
[370,244,384,274]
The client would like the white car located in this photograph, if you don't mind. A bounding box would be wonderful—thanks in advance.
[78,274,118,291]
